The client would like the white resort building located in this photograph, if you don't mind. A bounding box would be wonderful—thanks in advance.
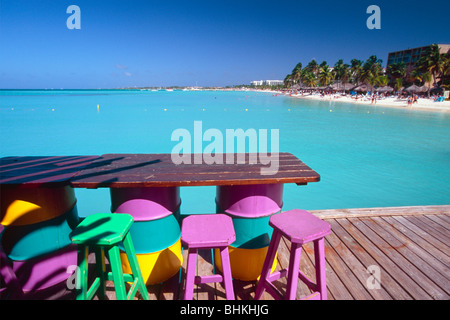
[251,80,284,86]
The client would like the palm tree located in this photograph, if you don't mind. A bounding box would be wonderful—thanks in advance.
[302,71,317,87]
[416,44,446,87]
[394,78,403,93]
[360,68,375,86]
[304,59,319,76]
[386,62,406,85]
[283,74,293,88]
[375,75,389,87]
[318,65,334,86]
[350,59,363,85]
[291,62,303,85]
[334,59,350,89]
[409,69,422,85]
[363,55,383,82]
[441,53,450,89]
[422,72,432,97]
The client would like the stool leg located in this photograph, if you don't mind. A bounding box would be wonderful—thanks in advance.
[184,248,197,300]
[285,242,302,300]
[107,245,127,300]
[94,247,106,299]
[76,245,89,300]
[0,247,23,299]
[254,230,281,300]
[122,233,149,300]
[314,238,327,300]
[219,246,235,300]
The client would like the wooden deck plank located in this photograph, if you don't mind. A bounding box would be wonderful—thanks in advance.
[426,215,450,230]
[381,216,450,268]
[336,218,432,299]
[360,217,450,299]
[421,215,450,239]
[327,219,412,300]
[407,215,450,244]
[376,216,450,281]
[437,214,450,224]
[322,237,374,300]
[392,216,449,256]
[323,225,393,300]
[352,217,448,299]
[311,205,450,219]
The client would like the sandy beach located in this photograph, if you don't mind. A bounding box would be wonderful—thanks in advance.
[288,92,450,112]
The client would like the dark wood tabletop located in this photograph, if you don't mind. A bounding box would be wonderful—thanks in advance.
[0,156,100,187]
[69,153,320,188]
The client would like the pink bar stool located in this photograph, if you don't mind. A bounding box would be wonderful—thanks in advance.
[181,214,236,300]
[254,209,331,300]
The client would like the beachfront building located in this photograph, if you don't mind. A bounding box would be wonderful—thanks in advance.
[250,80,264,86]
[251,80,284,86]
[386,44,450,72]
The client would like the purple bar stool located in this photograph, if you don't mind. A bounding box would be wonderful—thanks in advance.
[181,214,236,300]
[254,209,331,300]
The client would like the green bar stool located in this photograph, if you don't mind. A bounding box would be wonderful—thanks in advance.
[70,213,149,300]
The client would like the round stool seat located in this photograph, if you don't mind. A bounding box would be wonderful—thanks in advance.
[181,214,236,249]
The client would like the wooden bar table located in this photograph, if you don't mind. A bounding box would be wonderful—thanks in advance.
[0,156,99,294]
[70,153,320,282]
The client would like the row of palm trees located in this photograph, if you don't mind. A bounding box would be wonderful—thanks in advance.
[284,44,450,93]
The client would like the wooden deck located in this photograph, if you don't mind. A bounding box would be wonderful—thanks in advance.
[141,205,450,301]
[10,205,448,300]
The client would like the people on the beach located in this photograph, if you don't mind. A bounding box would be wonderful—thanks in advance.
[407,96,414,106]
[371,94,377,104]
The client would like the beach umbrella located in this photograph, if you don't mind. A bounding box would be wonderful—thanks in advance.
[404,84,426,93]
[343,83,356,91]
[331,82,354,91]
[353,83,374,92]
[376,86,394,92]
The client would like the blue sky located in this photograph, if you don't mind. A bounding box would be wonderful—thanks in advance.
[0,0,449,89]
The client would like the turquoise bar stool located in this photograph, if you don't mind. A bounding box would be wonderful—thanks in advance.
[69,213,149,300]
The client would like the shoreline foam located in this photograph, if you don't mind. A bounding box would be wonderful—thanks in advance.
[288,92,450,113]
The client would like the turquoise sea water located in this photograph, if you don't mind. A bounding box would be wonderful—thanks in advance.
[1,89,449,216]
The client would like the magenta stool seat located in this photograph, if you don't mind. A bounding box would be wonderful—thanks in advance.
[181,214,236,300]
[254,209,331,300]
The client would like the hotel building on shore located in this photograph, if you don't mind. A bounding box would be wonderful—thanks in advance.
[386,44,450,72]
[251,80,284,86]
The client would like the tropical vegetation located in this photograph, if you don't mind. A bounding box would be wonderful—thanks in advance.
[283,44,450,93]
